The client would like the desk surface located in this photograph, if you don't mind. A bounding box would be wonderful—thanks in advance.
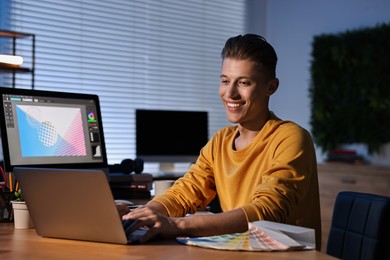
[0,223,336,260]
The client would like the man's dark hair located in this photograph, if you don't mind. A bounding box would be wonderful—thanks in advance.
[221,34,278,79]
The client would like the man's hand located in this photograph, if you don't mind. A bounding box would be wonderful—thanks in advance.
[121,201,248,243]
[116,203,131,217]
[122,205,181,242]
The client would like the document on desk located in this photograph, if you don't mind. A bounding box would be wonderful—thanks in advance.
[176,221,315,251]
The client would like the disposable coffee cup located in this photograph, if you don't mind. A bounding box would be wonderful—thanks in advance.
[154,180,175,196]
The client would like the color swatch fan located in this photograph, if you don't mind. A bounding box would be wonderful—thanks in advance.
[177,221,315,252]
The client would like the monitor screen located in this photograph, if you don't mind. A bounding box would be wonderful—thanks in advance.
[0,87,108,172]
[136,109,208,173]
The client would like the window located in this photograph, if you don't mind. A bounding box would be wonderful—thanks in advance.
[1,0,245,164]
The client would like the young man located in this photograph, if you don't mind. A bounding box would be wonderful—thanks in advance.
[121,34,322,250]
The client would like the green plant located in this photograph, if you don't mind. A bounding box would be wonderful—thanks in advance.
[14,189,24,201]
[309,23,390,154]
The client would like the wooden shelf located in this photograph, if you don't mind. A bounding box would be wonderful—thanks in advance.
[0,30,35,88]
[0,30,34,38]
[0,64,32,73]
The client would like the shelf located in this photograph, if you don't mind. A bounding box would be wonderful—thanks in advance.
[0,30,34,38]
[0,64,32,73]
[0,30,35,88]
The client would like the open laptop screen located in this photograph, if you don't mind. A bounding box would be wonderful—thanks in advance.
[0,87,108,172]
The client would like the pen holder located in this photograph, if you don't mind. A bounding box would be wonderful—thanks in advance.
[0,190,14,222]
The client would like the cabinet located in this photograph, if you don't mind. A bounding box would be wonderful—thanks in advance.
[317,163,390,252]
[0,30,35,88]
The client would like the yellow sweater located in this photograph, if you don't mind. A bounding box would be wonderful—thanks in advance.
[152,113,322,249]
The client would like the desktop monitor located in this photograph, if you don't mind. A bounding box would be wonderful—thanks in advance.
[135,109,208,173]
[0,87,108,172]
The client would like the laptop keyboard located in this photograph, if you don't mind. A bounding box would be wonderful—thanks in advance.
[122,219,148,243]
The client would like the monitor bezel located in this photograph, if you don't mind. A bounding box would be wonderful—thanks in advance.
[0,87,108,172]
[135,109,208,170]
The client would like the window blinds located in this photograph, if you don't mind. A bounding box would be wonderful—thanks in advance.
[2,0,245,163]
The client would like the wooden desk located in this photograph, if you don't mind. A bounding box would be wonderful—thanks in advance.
[0,223,336,259]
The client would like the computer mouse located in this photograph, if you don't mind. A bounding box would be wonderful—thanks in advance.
[114,199,134,206]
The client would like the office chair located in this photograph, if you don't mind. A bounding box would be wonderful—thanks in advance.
[326,191,390,260]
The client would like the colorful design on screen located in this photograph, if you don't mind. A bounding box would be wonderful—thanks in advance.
[16,105,87,157]
[87,111,96,123]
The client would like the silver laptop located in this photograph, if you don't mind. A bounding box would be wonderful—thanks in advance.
[13,167,146,244]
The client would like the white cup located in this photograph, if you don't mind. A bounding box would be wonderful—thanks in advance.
[154,180,175,196]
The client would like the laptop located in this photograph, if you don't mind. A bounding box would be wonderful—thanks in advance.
[13,167,147,244]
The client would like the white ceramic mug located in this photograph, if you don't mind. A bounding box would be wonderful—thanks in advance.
[154,180,175,196]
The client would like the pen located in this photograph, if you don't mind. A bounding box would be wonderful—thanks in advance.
[9,172,13,192]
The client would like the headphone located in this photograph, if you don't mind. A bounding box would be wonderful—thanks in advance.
[108,158,144,174]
